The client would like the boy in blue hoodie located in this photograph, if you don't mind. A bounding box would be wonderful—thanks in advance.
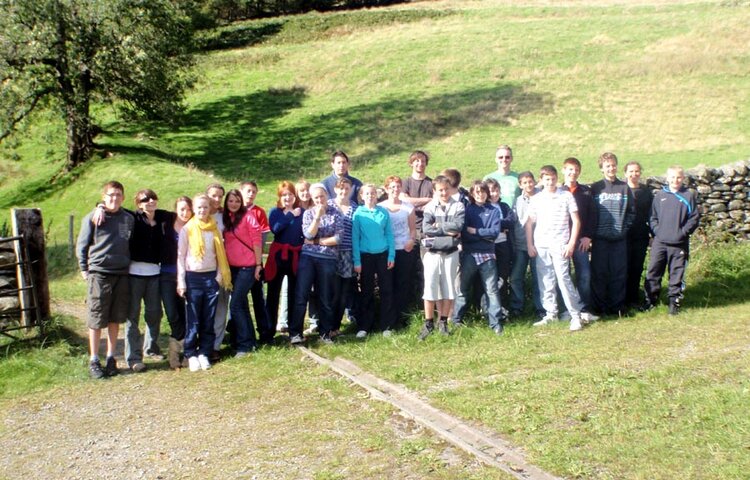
[643,166,700,315]
[452,180,505,334]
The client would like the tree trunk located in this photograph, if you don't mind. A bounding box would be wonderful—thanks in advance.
[65,103,93,170]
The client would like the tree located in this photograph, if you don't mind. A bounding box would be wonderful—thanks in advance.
[0,0,194,169]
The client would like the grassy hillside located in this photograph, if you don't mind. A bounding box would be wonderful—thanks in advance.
[2,1,749,235]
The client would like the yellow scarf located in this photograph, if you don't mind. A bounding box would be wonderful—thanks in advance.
[185,215,233,291]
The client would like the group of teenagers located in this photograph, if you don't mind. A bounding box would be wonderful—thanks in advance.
[77,146,700,379]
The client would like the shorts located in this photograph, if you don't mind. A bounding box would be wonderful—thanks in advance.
[422,250,459,301]
[87,272,129,329]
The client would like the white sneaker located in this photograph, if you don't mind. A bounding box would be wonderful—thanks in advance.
[188,356,200,372]
[382,329,392,338]
[356,330,368,339]
[533,313,557,327]
[570,316,583,332]
[581,312,600,323]
[197,354,211,370]
[303,325,318,336]
[559,311,572,321]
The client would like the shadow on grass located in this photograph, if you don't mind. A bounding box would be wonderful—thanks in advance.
[109,83,553,182]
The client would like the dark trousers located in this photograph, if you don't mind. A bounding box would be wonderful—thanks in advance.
[495,241,513,303]
[184,271,219,358]
[644,240,689,304]
[626,236,650,306]
[358,251,395,332]
[160,271,186,341]
[291,254,337,337]
[591,238,628,315]
[266,253,296,334]
[250,278,272,343]
[392,248,419,327]
[332,276,357,331]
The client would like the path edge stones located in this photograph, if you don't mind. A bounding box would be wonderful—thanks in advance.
[299,347,564,480]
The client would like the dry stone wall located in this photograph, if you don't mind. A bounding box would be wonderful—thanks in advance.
[645,159,750,241]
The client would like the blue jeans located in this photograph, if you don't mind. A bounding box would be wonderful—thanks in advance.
[160,271,185,340]
[184,271,219,358]
[125,274,162,365]
[509,249,543,314]
[454,252,504,329]
[571,248,592,311]
[230,267,258,353]
[291,254,337,337]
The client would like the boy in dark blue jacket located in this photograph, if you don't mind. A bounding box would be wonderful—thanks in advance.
[452,180,505,334]
[643,166,700,315]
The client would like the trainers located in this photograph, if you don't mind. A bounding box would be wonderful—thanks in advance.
[437,319,450,336]
[198,354,211,370]
[382,329,393,338]
[418,321,434,341]
[533,313,557,326]
[450,319,466,328]
[234,351,249,359]
[581,312,599,323]
[559,311,572,321]
[493,325,504,336]
[290,334,304,345]
[320,334,334,345]
[89,359,105,380]
[668,298,680,316]
[130,362,147,373]
[104,356,118,377]
[188,356,200,372]
[569,316,583,332]
[355,330,368,339]
[145,352,165,361]
[276,324,289,333]
[303,325,318,336]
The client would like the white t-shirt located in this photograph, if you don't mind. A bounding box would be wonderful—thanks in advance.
[378,201,414,250]
[528,188,578,248]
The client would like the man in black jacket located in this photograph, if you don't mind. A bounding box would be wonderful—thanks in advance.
[643,166,700,315]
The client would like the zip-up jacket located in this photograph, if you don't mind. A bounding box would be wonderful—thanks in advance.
[130,209,170,265]
[591,178,635,241]
[352,205,395,268]
[462,203,500,255]
[650,186,700,246]
[422,198,465,251]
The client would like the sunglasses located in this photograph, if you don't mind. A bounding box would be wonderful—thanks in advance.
[138,195,157,203]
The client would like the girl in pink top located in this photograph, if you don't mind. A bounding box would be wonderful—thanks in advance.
[222,189,263,356]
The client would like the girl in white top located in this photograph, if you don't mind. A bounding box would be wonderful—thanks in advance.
[379,175,418,330]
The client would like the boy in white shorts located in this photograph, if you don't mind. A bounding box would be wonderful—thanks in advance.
[525,165,586,331]
[419,176,465,340]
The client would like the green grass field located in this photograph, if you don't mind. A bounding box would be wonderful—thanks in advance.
[1,1,749,479]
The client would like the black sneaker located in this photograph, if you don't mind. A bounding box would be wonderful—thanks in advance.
[437,319,450,336]
[418,321,434,341]
[668,298,680,316]
[290,334,304,345]
[89,359,105,380]
[104,356,118,377]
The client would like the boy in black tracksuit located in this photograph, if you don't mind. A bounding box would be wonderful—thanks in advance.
[644,166,700,315]
[590,152,635,316]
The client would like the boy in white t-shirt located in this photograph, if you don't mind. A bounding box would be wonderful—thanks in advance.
[525,165,585,331]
